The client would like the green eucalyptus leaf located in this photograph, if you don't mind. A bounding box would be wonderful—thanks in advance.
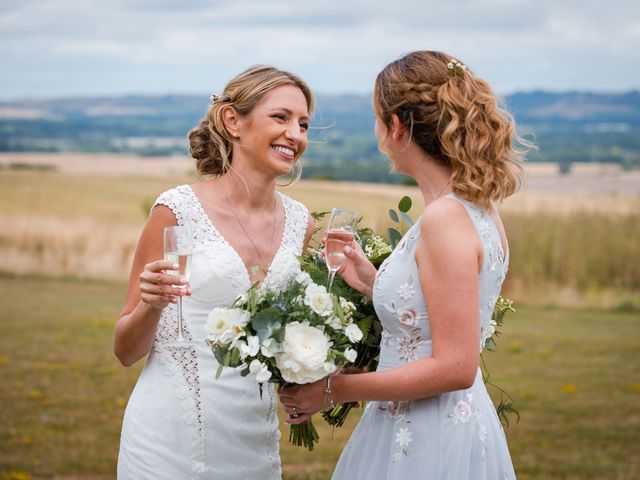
[230,347,240,366]
[388,227,402,248]
[252,307,283,343]
[388,209,399,223]
[400,212,414,228]
[213,348,228,366]
[398,196,412,212]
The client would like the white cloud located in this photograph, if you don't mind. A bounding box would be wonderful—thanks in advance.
[1,0,639,98]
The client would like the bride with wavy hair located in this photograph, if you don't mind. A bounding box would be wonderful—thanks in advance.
[115,65,315,479]
[279,50,527,479]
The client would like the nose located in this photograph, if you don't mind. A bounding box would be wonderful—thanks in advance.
[284,123,305,144]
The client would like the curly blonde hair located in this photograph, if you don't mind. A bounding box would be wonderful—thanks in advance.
[374,51,527,208]
[188,65,314,178]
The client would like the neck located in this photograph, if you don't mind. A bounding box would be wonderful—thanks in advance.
[221,165,278,212]
[398,146,452,206]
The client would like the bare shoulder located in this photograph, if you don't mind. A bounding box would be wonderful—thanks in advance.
[417,197,482,260]
[420,197,475,235]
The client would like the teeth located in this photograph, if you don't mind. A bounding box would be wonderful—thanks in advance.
[273,145,295,157]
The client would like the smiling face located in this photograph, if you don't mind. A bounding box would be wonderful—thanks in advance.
[234,85,310,177]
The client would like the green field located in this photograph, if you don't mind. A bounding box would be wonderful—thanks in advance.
[1,273,638,480]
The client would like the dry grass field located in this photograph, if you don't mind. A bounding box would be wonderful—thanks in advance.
[1,152,638,308]
[0,153,639,479]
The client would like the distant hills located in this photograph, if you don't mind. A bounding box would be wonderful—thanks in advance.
[1,90,638,182]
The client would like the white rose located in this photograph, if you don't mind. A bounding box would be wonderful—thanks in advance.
[295,271,313,286]
[344,348,357,363]
[344,323,363,343]
[249,359,272,383]
[303,283,334,317]
[239,335,260,359]
[275,322,337,384]
[205,307,250,346]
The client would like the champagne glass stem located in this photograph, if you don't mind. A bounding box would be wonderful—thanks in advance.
[177,293,185,341]
[327,268,338,292]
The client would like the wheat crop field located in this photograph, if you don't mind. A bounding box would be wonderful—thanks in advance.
[0,153,639,479]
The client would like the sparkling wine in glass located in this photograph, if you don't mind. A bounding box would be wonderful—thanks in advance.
[163,226,193,343]
[325,208,359,291]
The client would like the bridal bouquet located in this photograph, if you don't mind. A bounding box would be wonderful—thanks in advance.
[205,272,365,450]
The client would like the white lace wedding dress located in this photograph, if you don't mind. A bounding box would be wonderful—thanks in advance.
[117,185,310,480]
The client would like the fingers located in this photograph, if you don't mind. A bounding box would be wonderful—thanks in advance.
[138,259,191,308]
[285,412,313,425]
[343,243,364,262]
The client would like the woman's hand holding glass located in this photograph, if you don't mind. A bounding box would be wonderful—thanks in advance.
[138,259,191,310]
[324,238,377,299]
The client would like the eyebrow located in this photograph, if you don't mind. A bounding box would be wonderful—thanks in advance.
[269,108,310,122]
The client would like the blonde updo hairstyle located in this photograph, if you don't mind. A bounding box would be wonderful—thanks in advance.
[189,65,314,178]
[374,51,525,208]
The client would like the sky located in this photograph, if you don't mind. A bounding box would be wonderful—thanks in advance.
[1,0,639,100]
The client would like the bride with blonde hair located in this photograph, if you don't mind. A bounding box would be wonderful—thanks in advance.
[115,65,315,479]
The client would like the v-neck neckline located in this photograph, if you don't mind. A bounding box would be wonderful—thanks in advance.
[186,184,288,287]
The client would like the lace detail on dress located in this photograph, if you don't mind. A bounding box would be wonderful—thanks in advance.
[260,192,310,293]
[263,384,282,479]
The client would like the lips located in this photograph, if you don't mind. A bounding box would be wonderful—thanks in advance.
[272,144,296,159]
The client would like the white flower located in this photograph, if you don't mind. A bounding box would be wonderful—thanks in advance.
[395,427,413,448]
[325,315,342,330]
[249,359,272,383]
[487,319,497,336]
[260,337,278,358]
[344,323,363,343]
[339,298,356,320]
[275,322,337,384]
[303,283,334,317]
[238,335,260,359]
[344,348,357,363]
[205,307,249,346]
[295,271,313,286]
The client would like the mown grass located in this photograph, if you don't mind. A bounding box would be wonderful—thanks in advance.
[0,274,638,479]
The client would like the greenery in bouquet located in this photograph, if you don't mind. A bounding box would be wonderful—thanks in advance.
[204,273,366,450]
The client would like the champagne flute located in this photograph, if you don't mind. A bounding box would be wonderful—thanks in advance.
[163,226,193,343]
[325,208,359,291]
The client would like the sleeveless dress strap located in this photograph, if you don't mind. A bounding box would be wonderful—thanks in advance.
[277,192,310,255]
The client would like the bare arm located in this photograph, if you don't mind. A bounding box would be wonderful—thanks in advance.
[113,205,190,367]
[280,199,482,420]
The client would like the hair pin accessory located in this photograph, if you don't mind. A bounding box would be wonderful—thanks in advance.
[210,94,220,103]
[447,59,467,77]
